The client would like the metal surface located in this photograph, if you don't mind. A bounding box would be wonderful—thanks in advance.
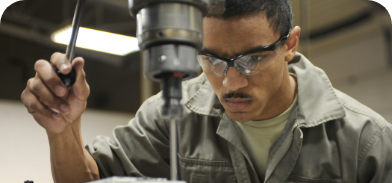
[66,0,86,62]
[138,28,202,50]
[161,76,183,180]
[137,3,203,83]
[143,44,199,82]
[129,0,225,17]
[129,0,208,17]
[56,0,86,87]
[136,3,203,50]
[170,118,178,180]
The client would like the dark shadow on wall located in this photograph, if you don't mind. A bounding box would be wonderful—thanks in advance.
[0,33,143,114]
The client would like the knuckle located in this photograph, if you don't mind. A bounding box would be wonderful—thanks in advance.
[21,90,27,101]
[30,79,42,91]
[81,70,86,78]
[50,52,62,60]
[27,78,35,91]
[26,102,38,114]
[26,78,34,88]
[20,90,33,107]
[86,83,91,96]
[29,102,48,116]
[28,101,38,111]
[74,56,84,63]
[27,108,35,114]
[34,60,47,71]
[80,84,91,99]
[51,52,66,65]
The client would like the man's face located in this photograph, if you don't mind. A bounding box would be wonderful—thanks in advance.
[202,14,290,122]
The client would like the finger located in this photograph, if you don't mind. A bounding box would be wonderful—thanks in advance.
[71,57,90,100]
[50,52,72,75]
[22,86,68,133]
[35,59,68,97]
[27,76,70,114]
[21,86,61,121]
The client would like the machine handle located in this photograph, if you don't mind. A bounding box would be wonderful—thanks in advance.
[56,0,86,87]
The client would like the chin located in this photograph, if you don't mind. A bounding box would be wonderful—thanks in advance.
[227,112,253,122]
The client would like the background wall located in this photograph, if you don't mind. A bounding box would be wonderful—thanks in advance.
[0,99,133,183]
[311,27,392,121]
[0,0,391,182]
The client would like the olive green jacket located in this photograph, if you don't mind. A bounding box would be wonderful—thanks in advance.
[86,53,392,183]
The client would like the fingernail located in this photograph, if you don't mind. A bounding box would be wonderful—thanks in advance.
[60,104,69,113]
[55,86,65,96]
[50,108,60,114]
[61,64,69,72]
[52,113,61,121]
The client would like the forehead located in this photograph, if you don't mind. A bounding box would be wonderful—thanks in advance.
[202,14,280,58]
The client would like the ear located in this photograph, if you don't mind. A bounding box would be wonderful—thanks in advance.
[284,26,301,62]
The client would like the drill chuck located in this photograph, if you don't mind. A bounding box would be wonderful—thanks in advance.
[161,73,183,118]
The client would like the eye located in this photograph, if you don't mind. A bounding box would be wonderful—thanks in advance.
[250,55,263,61]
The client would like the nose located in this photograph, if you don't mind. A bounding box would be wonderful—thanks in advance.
[222,67,248,91]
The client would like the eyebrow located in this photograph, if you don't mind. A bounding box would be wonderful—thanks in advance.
[200,44,272,59]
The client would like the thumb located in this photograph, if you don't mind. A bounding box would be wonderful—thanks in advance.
[71,57,90,100]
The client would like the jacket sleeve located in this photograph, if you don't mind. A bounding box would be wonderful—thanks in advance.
[85,94,171,179]
[357,124,392,183]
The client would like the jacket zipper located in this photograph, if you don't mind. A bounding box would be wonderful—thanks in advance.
[264,121,299,183]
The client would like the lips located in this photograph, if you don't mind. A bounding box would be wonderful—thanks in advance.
[224,99,252,110]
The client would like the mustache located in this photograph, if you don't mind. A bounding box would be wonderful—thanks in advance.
[223,92,253,99]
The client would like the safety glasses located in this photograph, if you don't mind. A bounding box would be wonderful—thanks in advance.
[197,31,290,76]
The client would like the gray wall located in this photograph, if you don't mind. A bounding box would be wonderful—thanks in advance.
[0,99,133,183]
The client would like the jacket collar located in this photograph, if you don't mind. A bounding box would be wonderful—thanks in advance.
[288,52,346,127]
[184,73,224,118]
[184,52,346,127]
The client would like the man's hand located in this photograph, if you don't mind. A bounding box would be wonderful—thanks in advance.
[21,52,90,134]
[21,52,98,183]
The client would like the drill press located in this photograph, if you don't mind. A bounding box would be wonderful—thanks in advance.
[129,0,225,181]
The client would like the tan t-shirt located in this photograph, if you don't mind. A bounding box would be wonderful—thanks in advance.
[235,94,297,180]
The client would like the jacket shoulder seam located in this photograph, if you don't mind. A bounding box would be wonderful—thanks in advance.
[357,129,382,167]
[335,92,389,168]
[337,91,385,130]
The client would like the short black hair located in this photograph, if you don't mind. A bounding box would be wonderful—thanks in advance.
[207,0,293,37]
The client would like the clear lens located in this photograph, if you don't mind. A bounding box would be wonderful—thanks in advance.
[197,49,279,76]
[235,50,278,75]
[197,55,227,76]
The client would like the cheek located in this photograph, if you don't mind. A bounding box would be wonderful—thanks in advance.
[204,72,224,93]
[249,60,285,96]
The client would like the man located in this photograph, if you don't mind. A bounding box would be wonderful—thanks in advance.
[21,0,392,183]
